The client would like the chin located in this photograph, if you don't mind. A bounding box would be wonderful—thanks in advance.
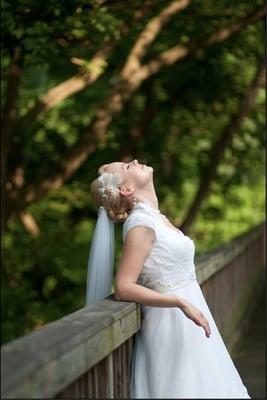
[145,165,154,179]
[144,164,153,171]
[134,165,153,187]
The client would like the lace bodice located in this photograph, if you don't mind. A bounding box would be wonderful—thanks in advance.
[122,202,197,290]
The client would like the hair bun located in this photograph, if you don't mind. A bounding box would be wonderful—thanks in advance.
[107,208,129,223]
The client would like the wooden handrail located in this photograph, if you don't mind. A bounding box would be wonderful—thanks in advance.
[2,299,140,398]
[196,223,263,284]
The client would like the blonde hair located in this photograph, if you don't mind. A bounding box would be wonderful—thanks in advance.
[90,168,133,223]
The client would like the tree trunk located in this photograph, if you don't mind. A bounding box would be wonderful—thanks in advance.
[1,48,21,235]
[180,63,265,233]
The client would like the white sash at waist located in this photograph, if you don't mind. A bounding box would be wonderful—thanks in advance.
[152,276,197,293]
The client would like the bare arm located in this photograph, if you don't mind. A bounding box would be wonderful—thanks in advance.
[115,226,185,307]
[115,226,211,337]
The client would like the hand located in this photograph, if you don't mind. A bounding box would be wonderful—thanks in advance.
[179,300,211,338]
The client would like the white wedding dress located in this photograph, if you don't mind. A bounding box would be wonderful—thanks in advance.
[122,202,250,399]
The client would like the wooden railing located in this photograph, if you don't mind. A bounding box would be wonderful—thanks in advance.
[1,223,264,399]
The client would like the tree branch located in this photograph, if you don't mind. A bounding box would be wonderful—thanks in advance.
[19,211,40,237]
[17,46,112,128]
[137,6,265,80]
[121,0,190,78]
[180,62,265,233]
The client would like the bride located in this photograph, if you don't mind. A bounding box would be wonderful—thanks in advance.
[87,159,250,398]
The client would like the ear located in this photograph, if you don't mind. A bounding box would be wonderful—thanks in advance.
[119,185,134,197]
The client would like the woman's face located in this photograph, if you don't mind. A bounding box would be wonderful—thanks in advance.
[101,159,153,190]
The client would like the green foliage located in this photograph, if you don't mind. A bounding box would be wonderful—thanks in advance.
[1,0,265,344]
[192,179,265,253]
[1,182,93,343]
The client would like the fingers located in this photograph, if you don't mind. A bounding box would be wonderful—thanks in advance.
[204,323,210,338]
[203,317,211,338]
[183,305,211,338]
[196,313,211,338]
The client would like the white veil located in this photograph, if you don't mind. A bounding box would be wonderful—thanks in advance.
[85,206,115,305]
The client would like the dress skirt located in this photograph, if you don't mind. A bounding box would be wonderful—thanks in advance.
[130,279,251,399]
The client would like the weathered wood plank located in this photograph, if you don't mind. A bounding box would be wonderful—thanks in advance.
[1,300,141,398]
[200,232,264,351]
[57,336,135,399]
[196,223,263,284]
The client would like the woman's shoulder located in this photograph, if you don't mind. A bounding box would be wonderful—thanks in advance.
[123,209,155,229]
[122,210,156,242]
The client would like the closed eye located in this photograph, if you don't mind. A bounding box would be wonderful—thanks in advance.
[122,163,130,170]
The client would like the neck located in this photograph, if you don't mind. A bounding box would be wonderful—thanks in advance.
[134,183,159,210]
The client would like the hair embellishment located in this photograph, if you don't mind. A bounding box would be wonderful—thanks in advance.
[104,186,113,197]
[97,172,122,202]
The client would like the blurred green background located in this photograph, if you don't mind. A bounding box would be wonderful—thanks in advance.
[1,0,265,344]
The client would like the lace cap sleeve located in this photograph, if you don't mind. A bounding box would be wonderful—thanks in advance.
[122,212,157,243]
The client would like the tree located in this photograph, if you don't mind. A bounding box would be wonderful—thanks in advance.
[2,1,265,234]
